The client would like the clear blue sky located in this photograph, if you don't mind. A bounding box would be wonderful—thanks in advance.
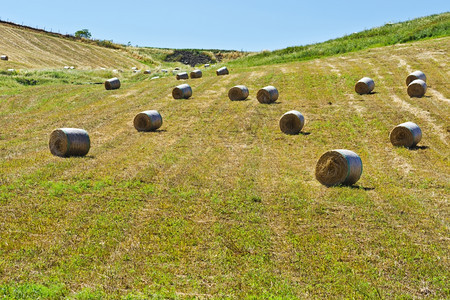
[1,0,448,51]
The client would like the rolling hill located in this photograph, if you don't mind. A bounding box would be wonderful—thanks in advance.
[0,14,449,299]
[0,21,142,70]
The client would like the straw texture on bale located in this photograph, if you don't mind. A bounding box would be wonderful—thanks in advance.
[407,79,427,97]
[315,149,363,186]
[104,77,121,90]
[279,110,305,134]
[133,110,163,132]
[0,55,8,61]
[216,67,229,76]
[176,72,189,80]
[257,86,279,104]
[390,122,422,147]
[406,70,426,86]
[190,70,202,79]
[228,85,249,101]
[355,77,375,94]
[172,84,192,99]
[49,128,90,157]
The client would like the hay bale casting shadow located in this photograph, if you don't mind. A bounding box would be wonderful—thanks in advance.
[390,122,422,148]
[279,110,305,134]
[49,128,90,157]
[228,85,249,101]
[407,79,427,97]
[216,67,229,76]
[257,86,279,104]
[134,110,163,132]
[176,72,189,80]
[315,149,362,186]
[172,84,192,99]
[355,77,374,95]
[190,70,202,79]
[105,77,121,90]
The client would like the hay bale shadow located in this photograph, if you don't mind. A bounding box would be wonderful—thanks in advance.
[408,145,429,151]
[348,185,375,191]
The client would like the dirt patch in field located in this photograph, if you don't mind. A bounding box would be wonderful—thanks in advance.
[165,50,214,67]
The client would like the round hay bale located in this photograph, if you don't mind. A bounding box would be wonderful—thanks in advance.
[228,85,249,101]
[315,149,363,186]
[144,70,151,74]
[131,67,138,70]
[216,67,229,76]
[176,72,189,80]
[390,122,422,147]
[104,77,121,90]
[205,64,210,68]
[63,66,70,69]
[257,86,279,104]
[134,110,163,132]
[406,70,426,86]
[279,110,305,134]
[70,66,75,70]
[407,79,427,97]
[151,76,160,80]
[190,70,202,79]
[172,84,192,99]
[174,67,180,71]
[355,77,375,94]
[1,55,8,61]
[7,69,15,73]
[49,128,90,157]
[161,69,168,73]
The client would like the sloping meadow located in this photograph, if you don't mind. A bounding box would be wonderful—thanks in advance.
[0,33,449,300]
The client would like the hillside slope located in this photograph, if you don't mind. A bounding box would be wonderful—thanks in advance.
[0,31,449,299]
[0,22,143,69]
[232,12,450,67]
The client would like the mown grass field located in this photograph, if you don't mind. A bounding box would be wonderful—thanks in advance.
[1,17,449,299]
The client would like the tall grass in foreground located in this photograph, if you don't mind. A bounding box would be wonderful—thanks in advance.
[230,12,450,67]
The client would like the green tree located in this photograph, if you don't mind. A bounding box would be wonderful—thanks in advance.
[75,29,91,39]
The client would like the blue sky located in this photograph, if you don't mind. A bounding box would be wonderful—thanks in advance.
[1,0,448,51]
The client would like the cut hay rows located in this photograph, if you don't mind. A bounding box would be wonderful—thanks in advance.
[390,122,422,147]
[49,128,90,157]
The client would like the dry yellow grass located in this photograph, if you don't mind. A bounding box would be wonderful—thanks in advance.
[0,33,449,298]
[0,22,143,69]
